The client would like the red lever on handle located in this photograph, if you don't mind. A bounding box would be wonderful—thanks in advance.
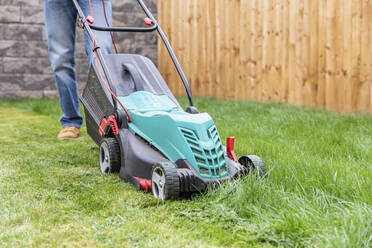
[86,16,94,24]
[144,17,153,26]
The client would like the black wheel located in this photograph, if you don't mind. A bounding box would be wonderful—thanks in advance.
[151,162,180,200]
[238,155,266,178]
[99,138,121,174]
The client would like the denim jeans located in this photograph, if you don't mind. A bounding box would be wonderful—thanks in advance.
[44,0,113,128]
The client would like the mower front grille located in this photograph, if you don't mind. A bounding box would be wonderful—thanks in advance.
[180,126,227,178]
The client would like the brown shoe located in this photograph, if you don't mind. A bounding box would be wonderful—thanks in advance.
[57,126,80,140]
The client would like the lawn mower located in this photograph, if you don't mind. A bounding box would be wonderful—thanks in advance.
[73,0,265,200]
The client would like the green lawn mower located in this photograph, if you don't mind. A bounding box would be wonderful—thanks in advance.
[73,0,265,200]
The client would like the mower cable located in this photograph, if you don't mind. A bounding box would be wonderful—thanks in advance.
[88,0,132,121]
[102,0,119,54]
[92,36,131,121]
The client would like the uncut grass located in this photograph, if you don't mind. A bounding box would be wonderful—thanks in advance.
[0,98,371,247]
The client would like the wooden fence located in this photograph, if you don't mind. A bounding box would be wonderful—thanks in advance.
[157,0,372,113]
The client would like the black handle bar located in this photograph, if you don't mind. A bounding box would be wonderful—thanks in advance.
[89,24,157,32]
[71,0,194,108]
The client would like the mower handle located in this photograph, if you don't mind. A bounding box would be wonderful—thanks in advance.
[89,24,157,32]
[71,0,195,108]
[89,17,158,32]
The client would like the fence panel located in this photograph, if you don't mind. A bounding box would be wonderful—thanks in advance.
[157,0,372,113]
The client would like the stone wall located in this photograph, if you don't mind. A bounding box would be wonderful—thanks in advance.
[0,0,157,99]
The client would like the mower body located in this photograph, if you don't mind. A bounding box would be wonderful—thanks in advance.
[81,54,244,193]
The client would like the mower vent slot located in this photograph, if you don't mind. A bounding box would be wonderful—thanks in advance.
[195,156,206,164]
[181,129,195,137]
[210,126,219,140]
[191,148,203,156]
[180,126,228,178]
[183,133,195,140]
[210,126,217,134]
[188,140,201,148]
[199,167,209,175]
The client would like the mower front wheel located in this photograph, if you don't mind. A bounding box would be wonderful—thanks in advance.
[238,155,266,178]
[99,138,121,174]
[151,162,180,200]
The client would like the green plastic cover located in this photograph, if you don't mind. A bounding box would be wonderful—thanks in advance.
[117,91,228,179]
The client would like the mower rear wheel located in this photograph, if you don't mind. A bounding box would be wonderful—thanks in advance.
[238,155,266,178]
[151,162,180,200]
[99,138,121,174]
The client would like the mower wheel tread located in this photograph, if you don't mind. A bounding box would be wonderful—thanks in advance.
[238,155,266,178]
[99,138,121,174]
[152,162,180,200]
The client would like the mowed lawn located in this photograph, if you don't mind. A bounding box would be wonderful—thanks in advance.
[0,98,371,248]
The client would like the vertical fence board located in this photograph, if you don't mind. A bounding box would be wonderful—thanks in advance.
[225,0,233,99]
[343,0,352,113]
[281,0,290,102]
[232,0,240,99]
[207,0,217,97]
[214,0,223,99]
[251,0,260,100]
[239,0,249,100]
[338,0,346,112]
[359,0,371,112]
[189,0,197,96]
[309,0,319,108]
[195,0,204,96]
[296,0,304,105]
[257,0,264,101]
[317,0,327,107]
[325,0,337,111]
[158,0,372,113]
[268,0,275,101]
[288,0,297,104]
[273,0,283,101]
[350,0,362,112]
[222,0,230,99]
[303,0,310,105]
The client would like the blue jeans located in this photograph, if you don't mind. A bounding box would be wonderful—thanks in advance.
[44,0,113,128]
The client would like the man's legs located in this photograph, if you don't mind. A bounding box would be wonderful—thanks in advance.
[44,0,83,129]
[44,0,113,133]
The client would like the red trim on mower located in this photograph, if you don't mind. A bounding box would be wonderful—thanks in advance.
[107,115,119,136]
[226,137,238,162]
[99,115,119,136]
[99,118,109,136]
[136,177,152,191]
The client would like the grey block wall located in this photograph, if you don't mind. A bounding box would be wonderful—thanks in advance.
[0,0,157,99]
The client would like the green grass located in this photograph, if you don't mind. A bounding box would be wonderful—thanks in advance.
[0,98,371,247]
